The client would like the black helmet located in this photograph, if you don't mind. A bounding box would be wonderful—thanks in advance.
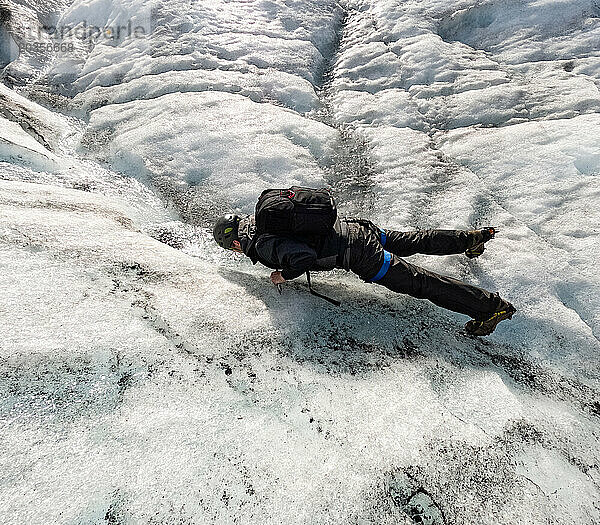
[213,214,241,249]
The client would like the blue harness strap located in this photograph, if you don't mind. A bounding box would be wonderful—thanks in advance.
[379,228,387,246]
[370,250,392,282]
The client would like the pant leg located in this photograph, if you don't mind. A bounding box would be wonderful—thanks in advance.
[377,256,505,319]
[348,226,504,319]
[381,229,473,257]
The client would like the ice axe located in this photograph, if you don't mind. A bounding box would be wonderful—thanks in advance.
[273,271,340,306]
[305,271,341,307]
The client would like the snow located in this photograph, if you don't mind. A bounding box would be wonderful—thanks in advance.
[0,22,19,69]
[0,82,74,149]
[84,91,338,218]
[0,116,58,169]
[1,0,600,523]
[73,68,321,114]
[0,0,74,86]
[438,115,600,337]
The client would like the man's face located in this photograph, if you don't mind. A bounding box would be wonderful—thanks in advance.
[230,240,243,253]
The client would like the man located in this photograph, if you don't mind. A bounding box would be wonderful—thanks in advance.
[213,214,515,336]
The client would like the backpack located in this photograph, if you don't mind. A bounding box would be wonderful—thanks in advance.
[253,186,337,237]
[247,186,342,306]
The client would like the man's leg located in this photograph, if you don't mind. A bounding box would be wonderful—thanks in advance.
[348,229,506,319]
[376,256,506,320]
[379,228,473,257]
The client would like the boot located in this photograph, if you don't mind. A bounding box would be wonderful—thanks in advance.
[465,302,516,336]
[465,227,497,259]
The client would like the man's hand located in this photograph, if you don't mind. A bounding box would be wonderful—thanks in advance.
[270,271,286,285]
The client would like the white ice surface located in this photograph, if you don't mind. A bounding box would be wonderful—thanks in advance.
[1,0,600,523]
[0,115,58,169]
[83,91,338,218]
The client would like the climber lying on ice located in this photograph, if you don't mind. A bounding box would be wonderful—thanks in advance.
[212,187,515,336]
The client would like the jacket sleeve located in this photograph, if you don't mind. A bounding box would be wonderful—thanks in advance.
[255,236,317,280]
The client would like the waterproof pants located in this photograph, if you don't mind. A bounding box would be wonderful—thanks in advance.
[345,221,505,320]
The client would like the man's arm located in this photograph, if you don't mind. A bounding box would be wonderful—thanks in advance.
[255,236,317,280]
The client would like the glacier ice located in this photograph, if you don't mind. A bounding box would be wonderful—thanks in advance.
[1,0,600,524]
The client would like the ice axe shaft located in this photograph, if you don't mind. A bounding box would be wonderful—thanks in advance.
[306,272,341,306]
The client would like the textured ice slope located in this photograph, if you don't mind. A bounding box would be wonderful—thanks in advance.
[1,0,600,524]
[84,90,338,221]
[3,178,599,525]
[43,0,348,221]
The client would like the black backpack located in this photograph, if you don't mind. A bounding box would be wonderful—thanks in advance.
[253,186,337,237]
[248,186,342,306]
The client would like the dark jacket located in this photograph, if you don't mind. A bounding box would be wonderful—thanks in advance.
[239,216,350,280]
